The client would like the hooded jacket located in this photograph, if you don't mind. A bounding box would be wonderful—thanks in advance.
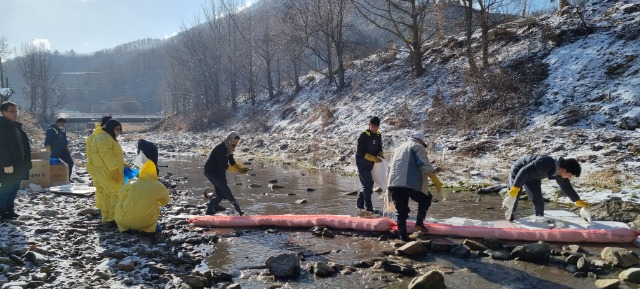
[511,155,580,202]
[204,132,239,176]
[114,161,169,233]
[85,123,102,176]
[0,116,32,183]
[91,128,125,193]
[387,138,435,192]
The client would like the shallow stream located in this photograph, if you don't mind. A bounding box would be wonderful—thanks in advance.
[163,157,638,289]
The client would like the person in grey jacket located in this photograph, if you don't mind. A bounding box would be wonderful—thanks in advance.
[502,155,587,221]
[387,132,442,241]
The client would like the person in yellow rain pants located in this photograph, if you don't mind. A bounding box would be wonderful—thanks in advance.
[86,115,112,211]
[91,119,125,223]
[115,160,169,233]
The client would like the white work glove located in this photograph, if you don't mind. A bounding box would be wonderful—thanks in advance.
[579,207,592,224]
[502,194,517,221]
[4,166,13,174]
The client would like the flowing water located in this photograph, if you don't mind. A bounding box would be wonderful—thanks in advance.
[164,157,637,289]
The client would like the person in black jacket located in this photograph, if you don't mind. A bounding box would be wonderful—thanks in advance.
[0,101,32,220]
[203,131,248,216]
[502,155,587,221]
[355,116,384,212]
[44,118,73,180]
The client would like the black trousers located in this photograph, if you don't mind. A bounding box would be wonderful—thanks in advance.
[204,173,243,215]
[59,152,74,181]
[508,164,545,220]
[356,158,374,210]
[390,187,433,239]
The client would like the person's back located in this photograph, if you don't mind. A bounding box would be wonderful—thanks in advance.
[115,161,169,233]
[91,130,124,185]
[44,123,68,158]
[86,116,112,176]
[388,139,435,192]
[387,132,441,241]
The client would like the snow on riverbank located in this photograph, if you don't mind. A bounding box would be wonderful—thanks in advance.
[145,0,640,205]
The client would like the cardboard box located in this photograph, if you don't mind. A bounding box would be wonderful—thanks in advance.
[20,149,52,189]
[21,159,50,189]
[50,159,69,186]
[31,149,51,160]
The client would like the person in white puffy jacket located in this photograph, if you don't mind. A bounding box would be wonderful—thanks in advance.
[387,132,442,241]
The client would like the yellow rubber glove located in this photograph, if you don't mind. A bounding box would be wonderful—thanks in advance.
[428,173,442,193]
[575,200,589,208]
[234,163,249,173]
[227,164,241,173]
[364,153,381,163]
[378,151,385,159]
[110,168,124,184]
[508,186,521,198]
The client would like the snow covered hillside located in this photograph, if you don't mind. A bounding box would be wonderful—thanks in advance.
[158,0,639,205]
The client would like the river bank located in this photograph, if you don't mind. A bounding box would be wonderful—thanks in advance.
[2,130,640,288]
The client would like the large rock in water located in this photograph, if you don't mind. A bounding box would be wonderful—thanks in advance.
[408,270,446,289]
[619,267,640,283]
[589,197,640,222]
[396,241,429,256]
[265,253,300,278]
[374,259,417,276]
[313,261,335,277]
[594,279,620,289]
[601,247,640,268]
[511,241,551,264]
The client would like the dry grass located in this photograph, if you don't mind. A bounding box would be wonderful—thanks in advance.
[304,104,336,127]
[388,102,418,129]
[18,111,45,148]
[427,57,546,133]
[580,170,621,192]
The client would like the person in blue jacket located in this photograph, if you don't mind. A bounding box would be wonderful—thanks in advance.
[355,116,384,212]
[45,118,73,180]
[502,155,588,221]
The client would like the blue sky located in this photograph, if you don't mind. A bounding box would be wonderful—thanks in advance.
[1,0,255,56]
[1,0,553,56]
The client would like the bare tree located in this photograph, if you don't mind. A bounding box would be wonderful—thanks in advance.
[351,0,434,77]
[203,2,224,109]
[223,0,259,105]
[277,10,306,93]
[285,0,352,90]
[476,0,516,67]
[314,0,351,91]
[558,0,569,12]
[16,42,62,117]
[221,0,241,109]
[462,0,479,74]
[254,0,277,100]
[287,0,335,86]
[0,36,9,88]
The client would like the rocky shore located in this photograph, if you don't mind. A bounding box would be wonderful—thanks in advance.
[1,130,639,288]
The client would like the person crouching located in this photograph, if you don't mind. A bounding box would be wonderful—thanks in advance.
[114,160,169,234]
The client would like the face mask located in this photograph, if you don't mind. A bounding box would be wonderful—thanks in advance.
[132,152,149,169]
